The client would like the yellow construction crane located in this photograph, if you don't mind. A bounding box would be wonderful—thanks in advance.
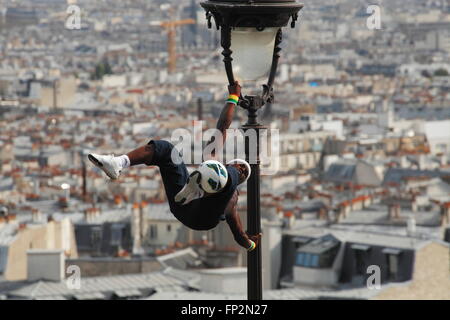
[151,17,195,73]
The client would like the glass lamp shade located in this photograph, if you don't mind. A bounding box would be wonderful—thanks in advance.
[230,27,278,82]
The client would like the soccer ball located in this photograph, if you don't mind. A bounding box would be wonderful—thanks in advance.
[197,160,228,193]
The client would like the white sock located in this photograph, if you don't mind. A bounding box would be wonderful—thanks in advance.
[115,155,130,169]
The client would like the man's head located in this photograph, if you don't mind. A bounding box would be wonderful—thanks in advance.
[226,159,251,185]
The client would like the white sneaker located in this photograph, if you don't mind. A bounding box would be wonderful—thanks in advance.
[175,170,205,205]
[88,153,122,180]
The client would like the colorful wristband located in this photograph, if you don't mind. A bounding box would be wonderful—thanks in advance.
[229,94,239,101]
[247,240,256,251]
[227,94,239,105]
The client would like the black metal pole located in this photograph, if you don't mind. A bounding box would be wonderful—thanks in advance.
[242,103,265,300]
[246,158,263,300]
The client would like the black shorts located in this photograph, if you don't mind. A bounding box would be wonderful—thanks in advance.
[147,139,189,215]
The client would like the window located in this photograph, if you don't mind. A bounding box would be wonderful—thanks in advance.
[296,253,305,266]
[386,254,399,280]
[310,254,319,267]
[110,224,123,246]
[167,224,172,232]
[303,253,312,267]
[91,227,102,246]
[296,252,319,268]
[295,235,340,269]
[150,225,157,239]
[383,248,401,281]
[352,244,370,275]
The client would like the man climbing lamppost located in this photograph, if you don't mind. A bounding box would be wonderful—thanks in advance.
[200,0,304,300]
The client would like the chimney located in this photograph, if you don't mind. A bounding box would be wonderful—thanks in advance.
[318,207,328,220]
[92,193,98,208]
[364,195,372,207]
[411,196,418,212]
[93,207,100,218]
[337,204,347,222]
[132,202,144,255]
[27,250,65,281]
[407,216,416,236]
[283,211,295,229]
[388,203,400,220]
[83,209,91,223]
[84,208,98,223]
[31,208,43,223]
[114,195,122,208]
[288,214,296,229]
[266,204,278,221]
[34,180,40,195]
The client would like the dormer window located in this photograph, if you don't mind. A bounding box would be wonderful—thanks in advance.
[382,248,402,281]
[295,234,340,269]
[351,244,371,275]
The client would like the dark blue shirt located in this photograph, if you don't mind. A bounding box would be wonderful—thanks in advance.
[172,166,239,231]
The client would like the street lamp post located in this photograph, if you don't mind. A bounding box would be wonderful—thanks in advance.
[200,0,303,300]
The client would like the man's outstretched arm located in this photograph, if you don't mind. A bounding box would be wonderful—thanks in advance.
[225,191,261,250]
[205,82,241,160]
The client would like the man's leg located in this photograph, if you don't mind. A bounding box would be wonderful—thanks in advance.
[126,144,155,166]
[144,140,193,212]
[88,140,203,207]
[87,144,156,180]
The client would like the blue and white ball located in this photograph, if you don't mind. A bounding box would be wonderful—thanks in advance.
[197,160,228,193]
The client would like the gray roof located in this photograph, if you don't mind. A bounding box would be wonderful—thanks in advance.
[284,226,431,250]
[2,270,193,300]
[146,291,244,300]
[145,286,384,300]
[340,205,442,227]
[11,205,131,226]
[297,234,340,254]
[263,287,383,300]
[156,248,205,270]
[383,168,449,185]
[328,224,444,241]
[297,199,328,212]
[324,159,381,186]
